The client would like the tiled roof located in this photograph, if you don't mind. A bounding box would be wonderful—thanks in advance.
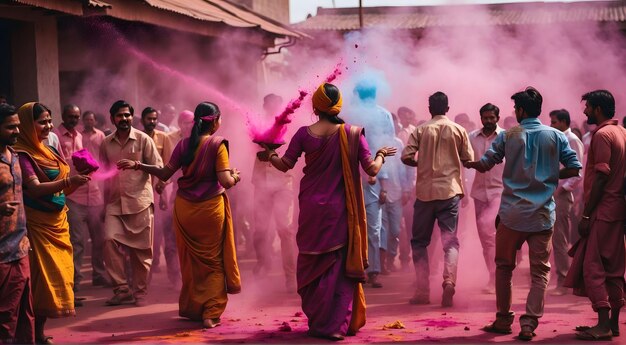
[293,1,626,31]
[143,0,305,38]
[9,0,304,38]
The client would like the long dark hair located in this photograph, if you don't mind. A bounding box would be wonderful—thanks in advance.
[181,102,220,167]
[33,103,51,120]
[319,83,344,124]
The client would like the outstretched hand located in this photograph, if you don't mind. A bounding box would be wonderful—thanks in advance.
[70,174,91,187]
[463,161,486,173]
[117,159,137,170]
[379,146,398,157]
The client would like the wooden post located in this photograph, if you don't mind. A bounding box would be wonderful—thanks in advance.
[359,0,363,29]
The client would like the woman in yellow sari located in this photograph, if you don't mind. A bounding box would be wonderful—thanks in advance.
[117,102,241,329]
[14,103,91,344]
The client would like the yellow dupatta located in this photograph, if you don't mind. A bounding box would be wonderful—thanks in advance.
[338,124,367,334]
[14,102,69,179]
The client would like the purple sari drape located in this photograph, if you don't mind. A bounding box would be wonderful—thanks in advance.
[282,125,372,337]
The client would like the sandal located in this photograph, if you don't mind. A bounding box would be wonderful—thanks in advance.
[576,325,620,337]
[575,327,613,341]
[36,335,53,344]
[518,326,536,341]
[482,322,512,335]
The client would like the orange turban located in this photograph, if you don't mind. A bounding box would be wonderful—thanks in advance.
[312,83,342,116]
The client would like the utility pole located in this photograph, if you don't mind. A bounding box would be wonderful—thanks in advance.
[359,0,363,29]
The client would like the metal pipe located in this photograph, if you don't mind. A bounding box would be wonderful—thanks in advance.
[262,36,297,59]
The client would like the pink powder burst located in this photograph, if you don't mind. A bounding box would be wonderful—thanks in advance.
[71,149,99,174]
[251,90,308,145]
[250,62,344,145]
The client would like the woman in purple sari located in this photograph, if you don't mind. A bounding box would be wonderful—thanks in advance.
[262,83,396,341]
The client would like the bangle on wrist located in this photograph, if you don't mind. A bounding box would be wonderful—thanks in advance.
[268,151,278,160]
[582,215,590,220]
[376,153,386,163]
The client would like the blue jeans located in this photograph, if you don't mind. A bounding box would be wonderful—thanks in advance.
[411,196,460,296]
[382,200,403,255]
[365,202,382,275]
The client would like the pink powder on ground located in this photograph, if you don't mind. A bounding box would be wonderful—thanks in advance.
[416,319,467,328]
[71,149,99,174]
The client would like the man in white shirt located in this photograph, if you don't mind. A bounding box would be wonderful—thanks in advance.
[549,109,584,296]
[469,103,505,294]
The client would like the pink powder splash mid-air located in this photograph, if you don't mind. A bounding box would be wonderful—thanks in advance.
[250,62,344,145]
[91,167,119,181]
[90,19,348,147]
[251,90,308,145]
[88,19,255,121]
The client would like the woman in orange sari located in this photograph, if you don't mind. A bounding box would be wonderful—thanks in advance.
[117,102,241,329]
[261,83,396,340]
[14,103,90,344]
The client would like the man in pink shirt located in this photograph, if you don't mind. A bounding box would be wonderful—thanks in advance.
[568,90,626,341]
[79,111,108,287]
[56,105,109,297]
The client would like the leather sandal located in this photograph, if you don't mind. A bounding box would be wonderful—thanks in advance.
[518,326,536,341]
[576,325,619,337]
[575,327,613,341]
[482,321,512,334]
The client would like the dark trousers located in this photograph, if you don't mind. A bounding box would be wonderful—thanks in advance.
[0,256,34,344]
[411,196,460,296]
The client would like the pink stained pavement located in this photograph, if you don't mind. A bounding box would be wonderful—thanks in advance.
[47,256,605,344]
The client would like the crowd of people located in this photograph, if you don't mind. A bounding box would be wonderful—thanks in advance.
[0,84,624,343]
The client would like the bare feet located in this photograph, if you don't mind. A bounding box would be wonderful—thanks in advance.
[203,318,221,329]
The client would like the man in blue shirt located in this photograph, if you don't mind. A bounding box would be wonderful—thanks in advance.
[344,79,395,288]
[465,87,582,340]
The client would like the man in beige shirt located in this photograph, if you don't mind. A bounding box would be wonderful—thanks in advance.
[140,107,180,287]
[401,91,474,307]
[100,100,162,307]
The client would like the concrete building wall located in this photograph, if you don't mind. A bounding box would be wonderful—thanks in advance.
[3,9,61,118]
[233,0,290,24]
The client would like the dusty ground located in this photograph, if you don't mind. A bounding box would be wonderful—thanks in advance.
[46,249,617,344]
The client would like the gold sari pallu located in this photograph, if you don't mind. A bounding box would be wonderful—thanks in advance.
[338,124,368,334]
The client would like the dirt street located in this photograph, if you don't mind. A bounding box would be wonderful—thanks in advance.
[46,251,611,344]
